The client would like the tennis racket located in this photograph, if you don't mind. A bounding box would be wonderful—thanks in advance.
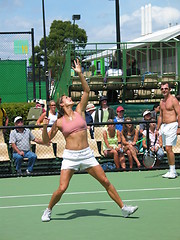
[143,136,157,168]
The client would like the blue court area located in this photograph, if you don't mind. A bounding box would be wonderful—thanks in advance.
[0,170,180,240]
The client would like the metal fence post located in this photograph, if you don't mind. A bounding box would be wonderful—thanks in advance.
[31,28,36,100]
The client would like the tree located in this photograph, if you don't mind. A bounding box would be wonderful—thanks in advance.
[37,20,87,78]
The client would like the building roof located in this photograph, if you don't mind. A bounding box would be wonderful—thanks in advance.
[83,24,180,62]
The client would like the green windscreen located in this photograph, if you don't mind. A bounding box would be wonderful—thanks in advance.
[0,60,27,103]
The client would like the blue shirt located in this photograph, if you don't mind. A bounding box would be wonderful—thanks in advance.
[114,117,124,132]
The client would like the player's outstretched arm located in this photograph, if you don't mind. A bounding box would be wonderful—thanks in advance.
[72,58,90,113]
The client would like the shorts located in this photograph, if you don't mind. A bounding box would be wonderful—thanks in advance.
[159,122,178,146]
[61,147,99,171]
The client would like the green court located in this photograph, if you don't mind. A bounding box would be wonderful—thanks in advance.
[0,170,180,240]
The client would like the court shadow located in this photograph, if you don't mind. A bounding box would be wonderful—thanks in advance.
[52,208,139,221]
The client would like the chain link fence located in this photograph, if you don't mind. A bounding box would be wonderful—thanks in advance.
[0,30,45,102]
[0,120,180,178]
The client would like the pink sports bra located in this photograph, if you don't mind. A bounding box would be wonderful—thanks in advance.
[61,111,87,137]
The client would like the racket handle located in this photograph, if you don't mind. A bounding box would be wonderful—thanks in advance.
[136,137,146,144]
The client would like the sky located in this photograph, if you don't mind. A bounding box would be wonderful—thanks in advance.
[1,0,180,46]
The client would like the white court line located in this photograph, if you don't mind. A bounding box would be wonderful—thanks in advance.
[0,197,180,209]
[0,186,180,199]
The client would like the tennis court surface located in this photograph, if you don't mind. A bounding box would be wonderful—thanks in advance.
[0,169,180,240]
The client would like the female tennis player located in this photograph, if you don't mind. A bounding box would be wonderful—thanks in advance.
[41,59,138,222]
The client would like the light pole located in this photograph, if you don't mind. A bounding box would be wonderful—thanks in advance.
[109,0,122,69]
[42,0,49,115]
[72,14,81,58]
[115,0,122,69]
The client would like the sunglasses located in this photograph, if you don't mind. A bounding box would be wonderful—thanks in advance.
[161,87,169,91]
[50,104,56,106]
[16,120,23,123]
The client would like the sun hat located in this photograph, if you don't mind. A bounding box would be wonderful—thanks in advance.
[14,116,23,123]
[86,103,96,112]
[116,106,124,112]
[143,110,151,117]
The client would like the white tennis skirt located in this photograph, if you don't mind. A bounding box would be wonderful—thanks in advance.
[61,147,99,171]
[160,122,178,146]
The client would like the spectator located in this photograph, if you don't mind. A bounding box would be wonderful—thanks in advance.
[35,99,46,113]
[114,106,124,132]
[86,103,96,138]
[103,119,125,169]
[126,58,140,76]
[139,110,152,136]
[94,96,115,124]
[142,118,164,166]
[37,100,58,132]
[9,116,44,175]
[86,103,96,121]
[0,97,9,139]
[27,99,45,126]
[151,103,160,120]
[85,110,94,139]
[121,117,141,169]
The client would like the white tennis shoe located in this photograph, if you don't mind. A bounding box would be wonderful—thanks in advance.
[162,171,177,179]
[121,205,138,218]
[41,208,52,222]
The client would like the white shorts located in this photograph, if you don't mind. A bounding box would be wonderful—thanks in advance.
[159,122,178,146]
[61,147,99,171]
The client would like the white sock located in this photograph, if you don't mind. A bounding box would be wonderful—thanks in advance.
[170,165,176,173]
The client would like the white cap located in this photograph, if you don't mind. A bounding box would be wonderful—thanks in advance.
[36,99,44,105]
[14,116,23,123]
[143,110,151,117]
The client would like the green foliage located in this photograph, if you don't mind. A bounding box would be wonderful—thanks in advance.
[2,102,35,126]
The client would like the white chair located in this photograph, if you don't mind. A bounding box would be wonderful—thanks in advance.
[0,143,10,162]
[0,130,5,143]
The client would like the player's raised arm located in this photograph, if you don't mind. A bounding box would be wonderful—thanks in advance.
[72,59,90,113]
